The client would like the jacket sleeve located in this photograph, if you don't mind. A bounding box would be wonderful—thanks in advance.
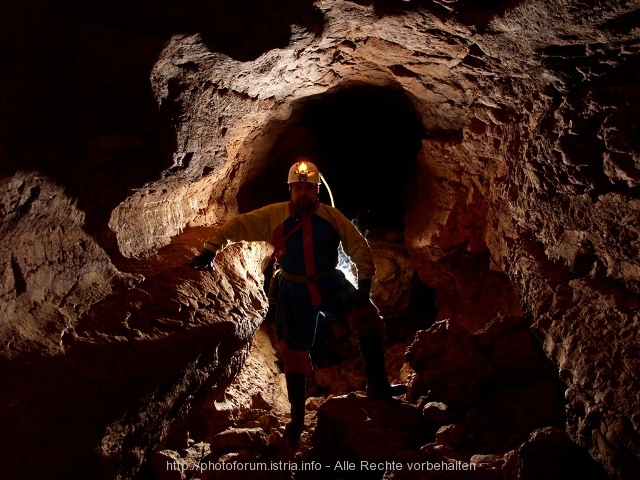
[319,204,376,281]
[203,203,288,254]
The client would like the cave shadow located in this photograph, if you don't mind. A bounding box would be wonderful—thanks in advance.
[55,0,324,62]
[1,0,323,253]
[347,0,528,31]
[0,322,241,480]
[237,82,427,235]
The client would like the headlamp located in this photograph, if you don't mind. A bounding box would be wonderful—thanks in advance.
[296,162,309,182]
[287,160,321,185]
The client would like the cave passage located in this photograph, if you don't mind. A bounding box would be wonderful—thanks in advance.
[237,83,426,234]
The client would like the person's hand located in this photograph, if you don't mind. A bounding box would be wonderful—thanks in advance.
[350,279,372,308]
[187,249,215,271]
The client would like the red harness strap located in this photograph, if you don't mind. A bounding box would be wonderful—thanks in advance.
[301,215,322,306]
[271,220,303,263]
[271,201,322,307]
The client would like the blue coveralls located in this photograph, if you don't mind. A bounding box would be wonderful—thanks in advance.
[275,213,357,350]
[203,199,376,372]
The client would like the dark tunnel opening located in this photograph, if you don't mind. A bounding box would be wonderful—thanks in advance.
[238,82,436,381]
[237,83,426,235]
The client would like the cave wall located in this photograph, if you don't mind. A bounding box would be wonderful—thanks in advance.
[1,0,639,479]
[487,40,640,477]
[112,1,640,477]
[115,1,640,476]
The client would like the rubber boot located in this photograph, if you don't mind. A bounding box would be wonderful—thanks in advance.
[358,334,407,398]
[284,373,306,444]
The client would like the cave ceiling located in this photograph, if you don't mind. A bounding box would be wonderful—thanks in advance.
[1,1,639,479]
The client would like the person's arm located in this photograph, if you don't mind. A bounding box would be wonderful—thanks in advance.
[203,208,274,254]
[337,208,375,305]
[188,203,289,270]
[317,204,375,306]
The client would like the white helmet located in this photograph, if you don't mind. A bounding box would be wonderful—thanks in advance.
[287,160,321,185]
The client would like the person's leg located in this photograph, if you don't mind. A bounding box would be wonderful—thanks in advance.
[348,301,407,398]
[278,341,311,443]
[321,272,406,398]
[275,281,318,443]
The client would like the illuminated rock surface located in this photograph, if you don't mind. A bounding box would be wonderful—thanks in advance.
[1,1,638,479]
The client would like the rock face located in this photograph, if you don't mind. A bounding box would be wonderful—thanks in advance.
[406,316,567,454]
[1,1,639,479]
[1,219,271,479]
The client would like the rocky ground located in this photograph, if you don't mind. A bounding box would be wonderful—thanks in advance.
[139,234,605,480]
[2,1,639,479]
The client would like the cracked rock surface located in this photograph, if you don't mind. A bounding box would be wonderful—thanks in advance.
[1,1,639,479]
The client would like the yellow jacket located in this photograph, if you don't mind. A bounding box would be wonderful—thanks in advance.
[204,201,375,281]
